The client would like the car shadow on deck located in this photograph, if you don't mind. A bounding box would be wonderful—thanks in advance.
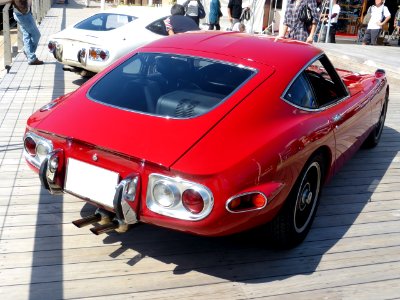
[74,126,400,286]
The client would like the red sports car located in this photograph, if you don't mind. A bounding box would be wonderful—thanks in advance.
[23,32,389,248]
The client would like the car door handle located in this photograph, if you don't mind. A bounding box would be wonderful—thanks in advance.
[332,114,342,122]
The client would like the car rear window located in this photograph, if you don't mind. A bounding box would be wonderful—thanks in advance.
[74,13,136,31]
[88,53,256,118]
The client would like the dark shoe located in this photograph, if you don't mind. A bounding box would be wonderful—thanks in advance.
[28,58,44,65]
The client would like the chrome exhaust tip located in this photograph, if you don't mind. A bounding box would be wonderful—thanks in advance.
[72,214,102,228]
[90,221,120,235]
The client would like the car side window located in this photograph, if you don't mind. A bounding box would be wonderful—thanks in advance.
[105,15,132,30]
[304,56,348,107]
[284,73,317,109]
[146,17,168,36]
[283,55,349,110]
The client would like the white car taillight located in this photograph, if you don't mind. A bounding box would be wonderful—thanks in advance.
[146,174,213,221]
[88,47,109,61]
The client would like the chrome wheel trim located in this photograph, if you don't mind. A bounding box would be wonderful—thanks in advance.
[294,161,321,233]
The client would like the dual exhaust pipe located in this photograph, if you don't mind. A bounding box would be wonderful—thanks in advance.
[72,209,129,235]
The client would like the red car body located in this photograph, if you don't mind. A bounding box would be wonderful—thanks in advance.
[24,32,389,247]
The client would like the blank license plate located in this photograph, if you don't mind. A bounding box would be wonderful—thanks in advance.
[63,43,81,62]
[65,158,119,208]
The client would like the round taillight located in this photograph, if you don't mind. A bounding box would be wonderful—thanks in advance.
[252,194,266,208]
[48,42,55,52]
[89,49,97,60]
[182,189,204,214]
[99,51,107,60]
[24,136,37,156]
[80,48,86,58]
[153,181,180,208]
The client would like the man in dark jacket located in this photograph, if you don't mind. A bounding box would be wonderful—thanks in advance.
[164,4,200,35]
[227,0,242,28]
[0,0,43,64]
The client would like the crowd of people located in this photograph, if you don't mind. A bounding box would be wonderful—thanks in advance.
[2,0,399,67]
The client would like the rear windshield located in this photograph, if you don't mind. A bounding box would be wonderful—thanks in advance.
[88,53,255,118]
[74,13,136,31]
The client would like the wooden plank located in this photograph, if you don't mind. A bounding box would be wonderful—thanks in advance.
[1,242,399,289]
[317,199,400,215]
[2,201,93,216]
[0,253,399,299]
[321,190,400,205]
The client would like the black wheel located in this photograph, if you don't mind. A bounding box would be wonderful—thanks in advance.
[363,92,388,148]
[267,153,325,248]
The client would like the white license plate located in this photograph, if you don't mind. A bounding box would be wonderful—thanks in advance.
[62,43,81,62]
[65,158,119,208]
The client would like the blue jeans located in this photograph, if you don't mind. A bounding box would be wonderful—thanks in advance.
[13,10,41,63]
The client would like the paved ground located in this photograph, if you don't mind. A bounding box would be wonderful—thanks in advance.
[1,2,400,299]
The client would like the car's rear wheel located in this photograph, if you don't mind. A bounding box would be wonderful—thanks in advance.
[364,91,388,148]
[267,153,325,248]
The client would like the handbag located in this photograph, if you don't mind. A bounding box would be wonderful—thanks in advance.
[198,3,206,19]
[362,7,371,25]
[299,4,312,25]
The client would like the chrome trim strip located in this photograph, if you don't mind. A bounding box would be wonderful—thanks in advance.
[23,132,53,169]
[225,191,268,214]
[146,173,214,221]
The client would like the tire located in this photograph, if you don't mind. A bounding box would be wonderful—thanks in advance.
[267,153,325,249]
[363,91,389,148]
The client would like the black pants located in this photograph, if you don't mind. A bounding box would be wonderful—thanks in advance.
[329,23,338,43]
[208,23,220,30]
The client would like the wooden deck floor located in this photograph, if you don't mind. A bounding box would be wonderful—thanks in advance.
[1,2,400,299]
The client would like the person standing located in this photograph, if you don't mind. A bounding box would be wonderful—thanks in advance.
[320,0,341,43]
[3,0,43,65]
[362,0,391,45]
[183,0,205,26]
[395,5,400,46]
[277,0,319,43]
[164,4,200,35]
[227,0,242,28]
[208,0,222,30]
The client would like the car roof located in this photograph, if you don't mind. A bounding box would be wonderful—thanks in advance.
[142,31,323,71]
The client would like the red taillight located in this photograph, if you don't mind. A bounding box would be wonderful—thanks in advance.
[48,42,55,52]
[182,189,204,214]
[227,193,267,212]
[252,194,266,208]
[99,51,107,60]
[24,136,37,156]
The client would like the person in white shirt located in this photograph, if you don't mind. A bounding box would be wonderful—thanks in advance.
[362,0,391,45]
[328,0,340,43]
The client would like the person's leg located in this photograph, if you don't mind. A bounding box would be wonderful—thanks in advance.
[363,29,372,45]
[13,11,41,63]
[330,24,337,43]
[215,23,220,30]
[208,23,215,30]
[230,18,240,30]
[370,29,380,45]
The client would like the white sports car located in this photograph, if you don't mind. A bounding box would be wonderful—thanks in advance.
[48,6,170,75]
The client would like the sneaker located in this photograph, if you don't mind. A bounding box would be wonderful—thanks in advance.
[28,58,44,65]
